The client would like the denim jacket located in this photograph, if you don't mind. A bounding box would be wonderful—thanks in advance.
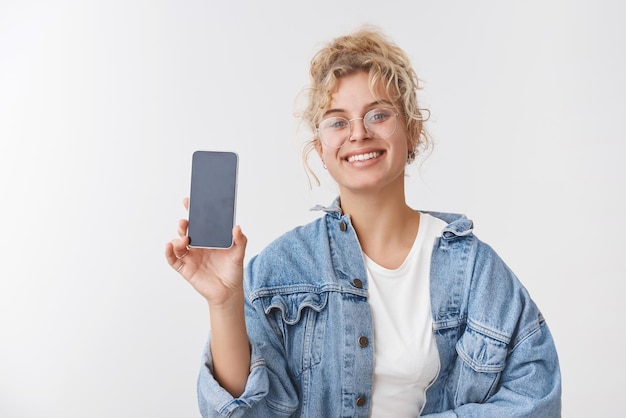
[197,200,561,417]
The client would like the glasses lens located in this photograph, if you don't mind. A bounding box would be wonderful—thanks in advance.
[318,117,350,148]
[317,108,398,148]
[364,108,397,139]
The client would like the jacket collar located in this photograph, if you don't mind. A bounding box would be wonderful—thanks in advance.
[312,197,474,238]
[310,197,343,219]
[423,211,474,239]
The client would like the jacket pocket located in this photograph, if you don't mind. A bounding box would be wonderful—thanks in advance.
[454,325,508,406]
[259,290,328,377]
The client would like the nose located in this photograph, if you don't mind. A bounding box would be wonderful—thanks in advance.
[349,117,370,141]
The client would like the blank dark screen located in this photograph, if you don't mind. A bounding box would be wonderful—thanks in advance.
[188,151,238,248]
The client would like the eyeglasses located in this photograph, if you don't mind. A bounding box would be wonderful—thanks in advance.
[317,107,399,149]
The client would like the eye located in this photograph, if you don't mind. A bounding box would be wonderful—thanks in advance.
[366,108,393,124]
[321,117,349,130]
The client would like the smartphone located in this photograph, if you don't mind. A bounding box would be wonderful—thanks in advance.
[187,151,238,249]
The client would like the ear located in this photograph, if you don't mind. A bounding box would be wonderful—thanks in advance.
[314,140,323,158]
[313,140,328,168]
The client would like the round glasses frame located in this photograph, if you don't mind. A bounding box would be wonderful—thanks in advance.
[316,107,400,149]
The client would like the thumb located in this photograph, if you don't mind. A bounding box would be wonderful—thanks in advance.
[232,225,248,253]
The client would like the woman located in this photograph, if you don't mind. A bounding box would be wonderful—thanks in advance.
[165,27,561,417]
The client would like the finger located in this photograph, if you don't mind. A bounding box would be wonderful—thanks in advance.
[165,242,187,273]
[165,242,178,267]
[177,235,190,253]
[231,226,248,261]
[166,239,190,264]
[177,218,188,238]
[232,225,247,249]
[183,197,189,211]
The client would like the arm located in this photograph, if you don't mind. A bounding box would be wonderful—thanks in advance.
[165,198,250,396]
[208,286,250,397]
[196,285,299,418]
[167,201,298,417]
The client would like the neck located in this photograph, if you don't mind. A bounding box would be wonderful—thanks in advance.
[339,183,420,268]
[341,189,407,225]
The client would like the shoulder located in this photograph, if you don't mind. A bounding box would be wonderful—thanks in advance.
[245,216,333,293]
[427,212,540,338]
[438,214,541,342]
[253,216,329,263]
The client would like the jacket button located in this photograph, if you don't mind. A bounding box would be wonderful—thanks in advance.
[358,336,369,347]
[339,221,347,231]
[356,396,367,407]
[352,278,363,289]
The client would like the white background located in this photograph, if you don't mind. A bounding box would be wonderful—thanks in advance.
[1,1,624,417]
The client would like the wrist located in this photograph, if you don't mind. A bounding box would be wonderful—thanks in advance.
[207,287,245,316]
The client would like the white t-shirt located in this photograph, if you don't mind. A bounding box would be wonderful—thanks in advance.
[364,213,447,417]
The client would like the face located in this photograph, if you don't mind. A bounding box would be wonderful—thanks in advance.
[316,71,411,195]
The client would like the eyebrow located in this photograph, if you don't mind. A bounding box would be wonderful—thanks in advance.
[322,100,394,118]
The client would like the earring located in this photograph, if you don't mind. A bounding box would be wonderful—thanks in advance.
[322,160,327,169]
[407,150,416,164]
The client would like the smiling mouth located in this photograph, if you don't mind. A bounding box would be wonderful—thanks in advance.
[346,151,383,163]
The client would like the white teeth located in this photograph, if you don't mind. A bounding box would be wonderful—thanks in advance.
[347,152,381,163]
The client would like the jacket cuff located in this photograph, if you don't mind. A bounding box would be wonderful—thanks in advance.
[197,337,269,417]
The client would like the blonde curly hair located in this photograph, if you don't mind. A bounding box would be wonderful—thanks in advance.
[300,26,431,185]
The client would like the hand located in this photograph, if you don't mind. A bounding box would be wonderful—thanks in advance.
[165,198,248,307]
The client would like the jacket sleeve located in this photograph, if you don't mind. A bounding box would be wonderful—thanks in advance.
[422,319,561,417]
[423,238,561,417]
[196,261,299,418]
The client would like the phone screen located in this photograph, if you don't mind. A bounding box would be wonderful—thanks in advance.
[187,151,238,249]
